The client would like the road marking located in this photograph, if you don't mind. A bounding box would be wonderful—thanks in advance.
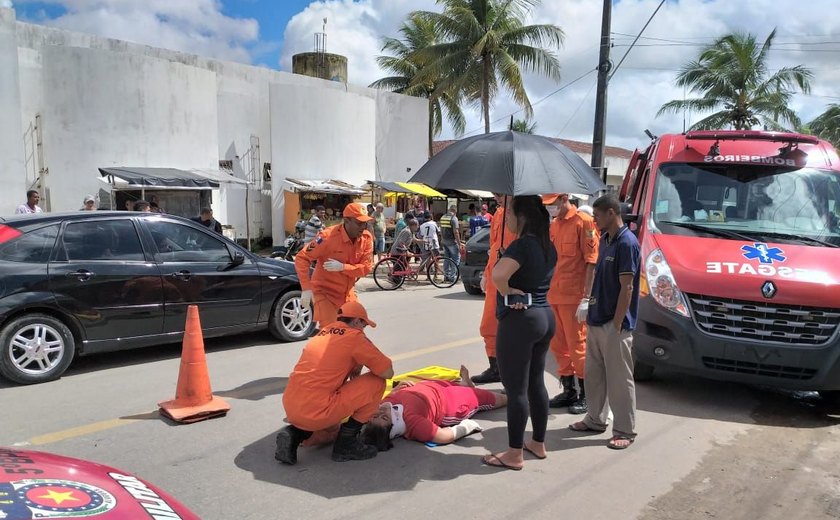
[16,335,482,446]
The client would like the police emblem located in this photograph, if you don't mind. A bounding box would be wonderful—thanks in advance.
[1,479,117,518]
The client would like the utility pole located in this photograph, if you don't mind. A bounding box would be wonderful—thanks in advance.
[590,0,612,181]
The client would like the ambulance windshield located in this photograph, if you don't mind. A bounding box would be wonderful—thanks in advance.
[652,163,840,247]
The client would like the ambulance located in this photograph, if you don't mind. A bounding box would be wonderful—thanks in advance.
[618,130,840,400]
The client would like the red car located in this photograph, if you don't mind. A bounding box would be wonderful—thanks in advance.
[620,130,840,401]
[0,447,200,519]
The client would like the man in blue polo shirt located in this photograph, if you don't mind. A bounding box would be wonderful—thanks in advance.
[569,195,640,450]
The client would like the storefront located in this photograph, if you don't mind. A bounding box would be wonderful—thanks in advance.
[282,178,366,235]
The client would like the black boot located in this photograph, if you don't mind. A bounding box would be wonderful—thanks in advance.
[275,425,312,465]
[549,375,578,408]
[568,379,587,415]
[331,420,378,462]
[470,357,501,385]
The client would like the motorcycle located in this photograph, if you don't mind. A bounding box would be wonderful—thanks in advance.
[270,220,307,261]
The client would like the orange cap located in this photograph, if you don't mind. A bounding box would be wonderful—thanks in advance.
[343,203,374,222]
[541,194,561,205]
[337,301,377,328]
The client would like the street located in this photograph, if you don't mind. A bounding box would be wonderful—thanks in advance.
[2,279,840,520]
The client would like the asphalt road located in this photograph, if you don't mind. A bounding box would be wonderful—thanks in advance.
[3,279,840,520]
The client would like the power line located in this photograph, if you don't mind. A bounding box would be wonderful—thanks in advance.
[556,78,598,137]
[459,68,597,137]
[608,0,666,81]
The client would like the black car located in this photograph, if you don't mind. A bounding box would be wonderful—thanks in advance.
[459,226,490,295]
[0,211,314,385]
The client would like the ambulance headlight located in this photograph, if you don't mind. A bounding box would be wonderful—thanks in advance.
[644,249,689,317]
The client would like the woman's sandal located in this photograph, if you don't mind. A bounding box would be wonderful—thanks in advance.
[523,446,547,460]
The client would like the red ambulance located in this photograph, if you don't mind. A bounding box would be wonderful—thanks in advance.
[619,130,840,401]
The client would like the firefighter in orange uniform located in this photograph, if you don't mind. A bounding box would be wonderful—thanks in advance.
[471,194,519,384]
[276,301,394,465]
[543,194,599,414]
[294,203,374,328]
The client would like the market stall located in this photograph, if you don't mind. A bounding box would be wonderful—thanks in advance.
[282,178,367,235]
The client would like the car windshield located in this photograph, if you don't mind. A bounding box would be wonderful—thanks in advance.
[651,163,840,247]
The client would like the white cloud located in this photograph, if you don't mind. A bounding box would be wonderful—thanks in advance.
[1,1,12,8]
[15,0,260,63]
[282,0,840,151]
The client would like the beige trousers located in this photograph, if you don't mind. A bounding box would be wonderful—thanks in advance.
[582,323,637,436]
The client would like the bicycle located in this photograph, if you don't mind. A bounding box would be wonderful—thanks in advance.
[373,249,460,290]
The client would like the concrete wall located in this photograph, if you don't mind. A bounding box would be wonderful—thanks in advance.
[39,46,218,212]
[374,90,429,182]
[270,83,376,242]
[292,52,348,83]
[576,151,630,190]
[1,13,429,244]
[0,9,25,215]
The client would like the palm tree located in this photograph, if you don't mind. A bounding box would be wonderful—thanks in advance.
[809,104,840,148]
[657,29,812,131]
[413,0,564,134]
[369,13,466,157]
[510,117,537,133]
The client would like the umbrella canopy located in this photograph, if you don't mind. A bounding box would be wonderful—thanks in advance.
[409,131,606,196]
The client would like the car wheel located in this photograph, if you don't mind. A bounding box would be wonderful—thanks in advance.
[0,313,76,385]
[269,290,315,342]
[633,360,655,382]
[819,391,840,407]
[463,281,483,295]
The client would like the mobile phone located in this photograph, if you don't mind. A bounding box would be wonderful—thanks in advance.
[504,293,532,307]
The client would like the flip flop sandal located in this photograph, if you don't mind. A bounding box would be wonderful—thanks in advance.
[523,446,547,460]
[482,454,523,471]
[568,421,605,433]
[607,435,636,450]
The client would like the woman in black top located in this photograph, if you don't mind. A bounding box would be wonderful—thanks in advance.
[483,195,557,471]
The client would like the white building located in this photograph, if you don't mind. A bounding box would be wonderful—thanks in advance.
[0,8,428,244]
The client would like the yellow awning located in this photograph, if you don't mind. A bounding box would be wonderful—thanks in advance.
[395,182,446,198]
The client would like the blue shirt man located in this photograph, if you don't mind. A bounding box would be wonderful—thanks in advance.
[587,225,641,331]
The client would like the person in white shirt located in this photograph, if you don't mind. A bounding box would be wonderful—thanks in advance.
[15,190,43,214]
[418,211,441,266]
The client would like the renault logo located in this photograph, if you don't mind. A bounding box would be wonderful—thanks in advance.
[761,281,777,299]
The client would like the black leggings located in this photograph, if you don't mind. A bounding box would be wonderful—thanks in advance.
[496,306,555,449]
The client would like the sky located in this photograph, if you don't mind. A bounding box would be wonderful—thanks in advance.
[6,0,840,151]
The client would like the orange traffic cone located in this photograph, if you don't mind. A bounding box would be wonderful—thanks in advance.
[159,305,230,423]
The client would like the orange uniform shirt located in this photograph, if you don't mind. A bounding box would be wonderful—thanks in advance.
[283,324,392,416]
[482,207,519,279]
[547,209,599,305]
[294,223,374,306]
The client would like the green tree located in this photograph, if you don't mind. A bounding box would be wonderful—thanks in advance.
[413,0,564,134]
[809,104,840,148]
[369,13,466,158]
[657,29,812,131]
[510,117,537,133]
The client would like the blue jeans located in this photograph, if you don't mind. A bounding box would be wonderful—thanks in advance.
[374,236,386,254]
[442,242,460,280]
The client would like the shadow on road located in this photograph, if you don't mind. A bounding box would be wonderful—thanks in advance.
[434,292,484,301]
[636,369,840,428]
[216,377,288,401]
[62,331,279,377]
[235,427,507,498]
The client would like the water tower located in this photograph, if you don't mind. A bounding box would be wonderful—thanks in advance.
[292,18,348,83]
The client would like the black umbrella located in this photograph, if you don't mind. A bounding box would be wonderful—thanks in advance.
[409,131,606,196]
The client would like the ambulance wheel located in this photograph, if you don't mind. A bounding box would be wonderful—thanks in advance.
[0,313,76,385]
[633,360,655,382]
[269,291,315,342]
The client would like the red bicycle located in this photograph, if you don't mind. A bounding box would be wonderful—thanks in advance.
[373,249,460,290]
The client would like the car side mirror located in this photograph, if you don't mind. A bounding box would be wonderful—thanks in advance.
[218,251,246,271]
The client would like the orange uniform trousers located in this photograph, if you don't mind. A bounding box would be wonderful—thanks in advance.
[313,289,357,329]
[284,373,386,432]
[550,303,587,378]
[479,207,517,358]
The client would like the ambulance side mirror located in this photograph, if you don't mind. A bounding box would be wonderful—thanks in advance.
[620,203,638,224]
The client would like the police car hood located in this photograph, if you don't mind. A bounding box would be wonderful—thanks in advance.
[651,234,840,307]
[0,447,200,519]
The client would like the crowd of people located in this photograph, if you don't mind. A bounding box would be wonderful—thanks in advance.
[279,192,641,468]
